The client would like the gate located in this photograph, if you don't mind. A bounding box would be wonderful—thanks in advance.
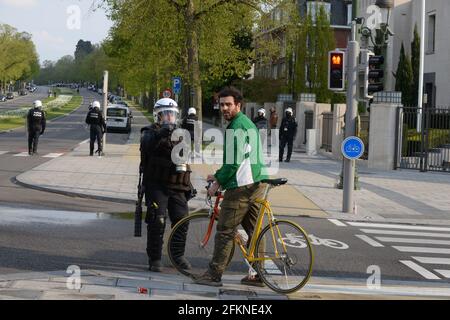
[396,107,450,172]
[322,112,333,152]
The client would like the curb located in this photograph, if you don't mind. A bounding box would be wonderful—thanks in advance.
[12,175,205,212]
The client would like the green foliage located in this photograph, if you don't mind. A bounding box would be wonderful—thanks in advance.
[0,24,39,91]
[232,77,288,104]
[293,4,336,103]
[394,43,414,106]
[411,24,421,106]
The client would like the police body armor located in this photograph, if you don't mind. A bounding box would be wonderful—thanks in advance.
[143,124,191,192]
[29,108,44,132]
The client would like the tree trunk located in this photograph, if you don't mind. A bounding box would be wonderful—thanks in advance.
[185,0,203,130]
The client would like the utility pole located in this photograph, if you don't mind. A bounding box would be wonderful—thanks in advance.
[417,0,426,132]
[343,21,360,214]
[102,71,109,151]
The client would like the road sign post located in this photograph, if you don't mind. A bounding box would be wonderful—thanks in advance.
[173,77,181,104]
[102,71,108,152]
[343,21,360,214]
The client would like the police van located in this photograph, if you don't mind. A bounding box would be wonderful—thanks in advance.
[106,104,132,133]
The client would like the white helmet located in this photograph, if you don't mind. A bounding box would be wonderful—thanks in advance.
[153,98,179,125]
[92,101,101,110]
[33,100,43,109]
[286,108,293,115]
[257,108,266,117]
[188,108,197,116]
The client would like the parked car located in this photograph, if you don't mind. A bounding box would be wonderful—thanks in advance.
[106,104,132,133]
[6,92,14,99]
[19,89,28,96]
[0,95,7,102]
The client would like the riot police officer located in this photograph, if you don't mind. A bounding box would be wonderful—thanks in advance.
[181,107,200,154]
[140,98,193,272]
[85,101,106,156]
[279,107,298,163]
[27,100,46,155]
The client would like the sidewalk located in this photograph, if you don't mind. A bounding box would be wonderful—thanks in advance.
[15,134,327,219]
[1,269,449,300]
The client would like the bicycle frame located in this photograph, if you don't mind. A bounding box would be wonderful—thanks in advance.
[236,184,289,264]
[200,192,223,247]
[199,183,290,264]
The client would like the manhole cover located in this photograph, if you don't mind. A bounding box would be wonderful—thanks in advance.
[219,289,257,297]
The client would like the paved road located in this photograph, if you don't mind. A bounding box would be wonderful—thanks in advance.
[0,88,143,212]
[0,86,50,112]
[1,206,450,290]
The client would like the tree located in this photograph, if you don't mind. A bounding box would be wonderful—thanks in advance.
[394,43,413,106]
[100,0,280,123]
[0,24,39,92]
[411,24,421,106]
[294,4,336,102]
[75,40,94,62]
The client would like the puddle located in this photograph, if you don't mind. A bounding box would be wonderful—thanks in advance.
[0,206,133,226]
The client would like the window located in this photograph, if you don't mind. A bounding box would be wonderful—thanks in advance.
[107,108,127,117]
[427,14,436,54]
[347,4,353,26]
[307,1,331,23]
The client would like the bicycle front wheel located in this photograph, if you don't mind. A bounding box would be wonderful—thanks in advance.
[167,213,234,278]
[255,220,314,294]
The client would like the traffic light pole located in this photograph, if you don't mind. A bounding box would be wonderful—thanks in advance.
[343,22,360,214]
[102,71,109,151]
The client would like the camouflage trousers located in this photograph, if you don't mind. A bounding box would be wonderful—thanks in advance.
[208,182,267,278]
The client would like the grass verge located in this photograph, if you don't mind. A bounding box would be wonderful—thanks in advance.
[0,93,83,131]
[124,99,154,123]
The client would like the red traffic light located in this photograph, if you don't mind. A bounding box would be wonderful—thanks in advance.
[331,54,343,66]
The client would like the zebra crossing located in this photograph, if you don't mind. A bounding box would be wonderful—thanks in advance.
[329,219,450,281]
[0,151,64,158]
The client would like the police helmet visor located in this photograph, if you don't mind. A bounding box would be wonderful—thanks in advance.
[156,107,179,125]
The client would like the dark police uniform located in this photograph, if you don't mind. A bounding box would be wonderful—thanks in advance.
[85,108,106,156]
[279,114,298,162]
[27,107,46,155]
[140,123,192,268]
[181,114,198,142]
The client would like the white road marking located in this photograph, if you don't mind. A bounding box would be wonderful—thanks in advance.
[399,261,441,280]
[355,235,384,247]
[42,153,64,158]
[263,258,283,275]
[361,229,450,239]
[0,151,8,155]
[79,139,90,145]
[434,270,450,279]
[13,152,30,157]
[328,219,347,227]
[393,246,450,255]
[348,222,450,232]
[412,257,450,265]
[376,237,450,246]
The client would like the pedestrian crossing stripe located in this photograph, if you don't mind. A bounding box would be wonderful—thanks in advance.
[412,257,450,265]
[43,153,64,158]
[435,270,450,279]
[361,229,450,239]
[348,222,450,233]
[13,152,30,157]
[351,221,450,281]
[399,261,441,280]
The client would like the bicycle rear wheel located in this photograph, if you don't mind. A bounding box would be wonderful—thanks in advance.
[167,213,234,278]
[255,220,314,294]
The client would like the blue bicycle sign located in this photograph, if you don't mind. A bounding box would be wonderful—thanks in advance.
[341,137,365,160]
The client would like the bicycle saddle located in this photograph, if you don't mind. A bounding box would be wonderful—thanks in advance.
[261,178,288,186]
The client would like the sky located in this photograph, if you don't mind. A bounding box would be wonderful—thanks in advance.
[0,0,113,64]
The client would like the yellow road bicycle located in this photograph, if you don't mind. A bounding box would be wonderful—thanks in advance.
[168,178,314,294]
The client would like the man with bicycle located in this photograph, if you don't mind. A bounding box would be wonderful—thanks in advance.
[193,87,268,287]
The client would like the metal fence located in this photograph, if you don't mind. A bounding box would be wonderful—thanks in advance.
[395,107,450,172]
[321,112,333,152]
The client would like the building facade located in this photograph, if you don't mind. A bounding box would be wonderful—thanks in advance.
[254,0,352,83]
[359,0,450,108]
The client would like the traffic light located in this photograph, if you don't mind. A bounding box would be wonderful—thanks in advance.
[328,50,345,91]
[359,50,384,100]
